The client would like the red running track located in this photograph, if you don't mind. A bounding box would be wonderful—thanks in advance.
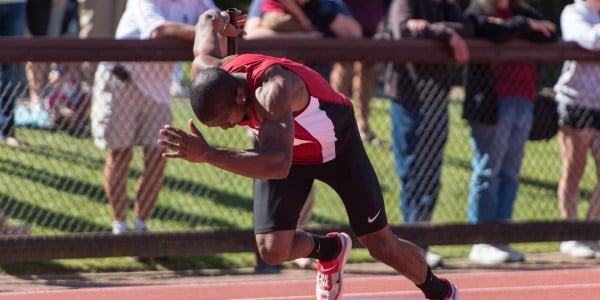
[1,268,599,300]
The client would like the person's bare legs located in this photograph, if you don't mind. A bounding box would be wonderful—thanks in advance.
[353,61,377,142]
[588,129,600,220]
[134,145,166,224]
[104,148,133,223]
[330,62,352,96]
[331,61,373,140]
[357,225,427,284]
[329,14,362,38]
[557,127,588,220]
[25,62,48,103]
[558,127,600,258]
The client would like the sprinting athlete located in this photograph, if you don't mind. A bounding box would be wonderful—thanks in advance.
[157,8,459,300]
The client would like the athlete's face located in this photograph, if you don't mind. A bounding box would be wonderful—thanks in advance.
[204,87,248,130]
[216,105,246,130]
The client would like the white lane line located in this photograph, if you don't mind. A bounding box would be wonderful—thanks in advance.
[230,282,600,300]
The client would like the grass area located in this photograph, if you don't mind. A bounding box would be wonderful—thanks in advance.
[0,92,596,274]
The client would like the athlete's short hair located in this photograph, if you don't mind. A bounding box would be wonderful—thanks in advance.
[190,67,237,123]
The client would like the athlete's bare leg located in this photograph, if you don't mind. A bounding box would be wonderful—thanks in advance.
[357,225,428,284]
[255,230,314,265]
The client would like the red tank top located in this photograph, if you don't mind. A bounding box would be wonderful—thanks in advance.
[492,8,537,101]
[262,0,286,14]
[221,54,352,164]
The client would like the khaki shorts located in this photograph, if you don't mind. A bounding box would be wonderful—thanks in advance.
[91,68,171,150]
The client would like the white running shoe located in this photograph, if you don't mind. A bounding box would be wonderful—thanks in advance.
[560,241,596,258]
[468,243,510,265]
[112,220,129,235]
[133,218,148,233]
[496,244,525,262]
[292,257,316,269]
[587,241,600,258]
[315,232,352,300]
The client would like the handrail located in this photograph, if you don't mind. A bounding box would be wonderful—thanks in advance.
[1,221,599,262]
[1,37,598,63]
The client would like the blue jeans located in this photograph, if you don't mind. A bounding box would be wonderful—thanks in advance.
[390,100,448,223]
[0,3,26,138]
[467,97,534,223]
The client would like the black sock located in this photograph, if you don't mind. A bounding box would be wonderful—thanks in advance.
[416,267,449,299]
[306,234,340,261]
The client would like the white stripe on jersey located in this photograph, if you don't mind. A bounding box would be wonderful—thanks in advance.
[294,97,337,163]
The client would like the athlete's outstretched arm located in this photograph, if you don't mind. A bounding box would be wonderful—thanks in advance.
[191,9,246,78]
[158,66,307,179]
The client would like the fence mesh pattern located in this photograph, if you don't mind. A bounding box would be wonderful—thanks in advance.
[0,58,595,238]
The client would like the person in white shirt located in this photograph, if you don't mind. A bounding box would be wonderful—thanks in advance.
[91,0,218,235]
[554,0,600,259]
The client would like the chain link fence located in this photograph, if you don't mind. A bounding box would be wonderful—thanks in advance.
[0,38,599,259]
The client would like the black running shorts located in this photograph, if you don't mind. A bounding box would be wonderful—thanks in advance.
[253,105,388,237]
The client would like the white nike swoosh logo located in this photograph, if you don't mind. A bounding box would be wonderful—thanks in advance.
[321,265,337,273]
[293,138,314,146]
[368,209,381,223]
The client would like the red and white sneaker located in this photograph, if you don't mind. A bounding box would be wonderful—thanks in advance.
[315,232,352,300]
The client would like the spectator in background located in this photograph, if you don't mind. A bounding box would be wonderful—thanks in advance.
[553,0,600,259]
[0,0,27,149]
[329,0,389,144]
[0,0,30,228]
[381,0,473,268]
[24,0,51,105]
[48,0,127,136]
[16,1,127,137]
[77,0,127,85]
[18,0,92,136]
[78,0,125,37]
[250,0,361,80]
[246,0,363,40]
[261,0,315,33]
[0,0,31,234]
[25,0,77,106]
[245,0,320,38]
[91,0,217,235]
[260,0,361,38]
[288,0,363,82]
[462,0,557,265]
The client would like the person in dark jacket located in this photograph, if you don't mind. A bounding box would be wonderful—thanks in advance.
[381,0,473,268]
[462,0,557,265]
